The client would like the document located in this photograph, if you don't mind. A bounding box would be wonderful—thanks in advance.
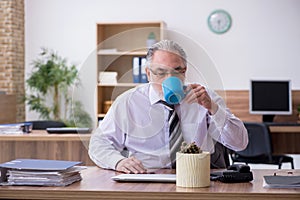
[0,159,86,186]
[0,123,32,134]
[263,175,300,188]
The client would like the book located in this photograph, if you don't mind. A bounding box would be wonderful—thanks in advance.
[0,159,85,186]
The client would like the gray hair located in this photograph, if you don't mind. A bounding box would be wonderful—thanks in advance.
[146,40,187,67]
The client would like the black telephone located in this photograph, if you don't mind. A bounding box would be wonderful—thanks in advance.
[210,164,253,183]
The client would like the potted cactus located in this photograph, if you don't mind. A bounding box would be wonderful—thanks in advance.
[176,142,210,187]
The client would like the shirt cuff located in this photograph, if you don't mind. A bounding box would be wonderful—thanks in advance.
[109,154,126,170]
[210,105,227,129]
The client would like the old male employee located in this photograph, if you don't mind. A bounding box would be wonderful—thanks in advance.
[89,40,248,174]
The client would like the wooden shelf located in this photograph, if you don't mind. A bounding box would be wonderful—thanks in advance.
[98,83,141,87]
[96,21,165,120]
[97,50,147,56]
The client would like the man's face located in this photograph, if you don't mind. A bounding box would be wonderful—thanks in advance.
[146,50,186,94]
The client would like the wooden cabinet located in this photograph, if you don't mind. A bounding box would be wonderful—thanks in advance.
[96,22,166,119]
[0,131,94,165]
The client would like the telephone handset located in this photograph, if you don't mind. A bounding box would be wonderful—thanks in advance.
[227,163,251,173]
[210,164,253,183]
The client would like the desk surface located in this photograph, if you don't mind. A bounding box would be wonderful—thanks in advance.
[0,167,299,200]
[0,126,299,141]
[269,126,300,133]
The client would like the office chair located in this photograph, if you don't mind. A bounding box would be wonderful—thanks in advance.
[230,122,294,169]
[25,120,66,130]
[211,142,230,169]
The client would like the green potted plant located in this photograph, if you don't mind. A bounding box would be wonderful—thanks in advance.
[25,48,92,127]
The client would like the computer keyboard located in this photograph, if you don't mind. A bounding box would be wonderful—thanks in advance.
[46,127,92,134]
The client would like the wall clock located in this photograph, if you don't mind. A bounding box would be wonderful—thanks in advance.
[207,9,232,34]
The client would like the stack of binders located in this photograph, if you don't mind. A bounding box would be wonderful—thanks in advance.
[0,159,86,186]
[133,56,148,83]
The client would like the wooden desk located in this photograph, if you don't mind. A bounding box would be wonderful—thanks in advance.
[0,131,94,165]
[0,167,299,200]
[269,126,300,154]
[225,90,300,153]
[0,126,299,166]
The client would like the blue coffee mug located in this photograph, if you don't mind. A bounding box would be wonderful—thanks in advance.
[162,76,186,104]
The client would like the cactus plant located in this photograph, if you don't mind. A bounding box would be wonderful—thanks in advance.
[180,141,202,154]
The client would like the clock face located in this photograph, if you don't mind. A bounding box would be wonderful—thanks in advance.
[208,10,232,34]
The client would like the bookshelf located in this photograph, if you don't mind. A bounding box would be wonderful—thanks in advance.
[96,21,166,119]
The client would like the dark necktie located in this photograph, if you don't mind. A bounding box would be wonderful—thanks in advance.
[159,100,183,168]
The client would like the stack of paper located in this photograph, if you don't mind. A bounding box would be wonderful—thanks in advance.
[98,48,118,54]
[0,123,32,134]
[98,71,118,84]
[0,124,23,134]
[0,159,85,186]
[263,175,300,188]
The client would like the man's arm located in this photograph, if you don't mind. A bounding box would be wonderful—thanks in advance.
[88,107,147,173]
[184,84,248,151]
[207,90,248,151]
[88,124,126,170]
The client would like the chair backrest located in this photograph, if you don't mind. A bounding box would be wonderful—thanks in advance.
[25,120,66,130]
[236,122,273,160]
[210,142,230,169]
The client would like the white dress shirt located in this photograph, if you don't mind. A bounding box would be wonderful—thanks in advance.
[89,83,248,170]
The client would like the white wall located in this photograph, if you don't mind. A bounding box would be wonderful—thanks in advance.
[25,0,300,121]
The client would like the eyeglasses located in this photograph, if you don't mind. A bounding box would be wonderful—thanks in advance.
[149,67,186,79]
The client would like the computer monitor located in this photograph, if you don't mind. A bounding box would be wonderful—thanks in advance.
[249,79,292,122]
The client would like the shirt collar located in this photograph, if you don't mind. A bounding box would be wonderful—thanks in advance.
[149,84,162,105]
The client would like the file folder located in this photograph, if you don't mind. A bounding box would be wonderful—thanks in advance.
[132,57,140,83]
[0,159,82,171]
[0,159,84,186]
[263,175,300,188]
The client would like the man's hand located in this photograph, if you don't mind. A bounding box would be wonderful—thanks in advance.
[116,156,147,174]
[184,83,218,115]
